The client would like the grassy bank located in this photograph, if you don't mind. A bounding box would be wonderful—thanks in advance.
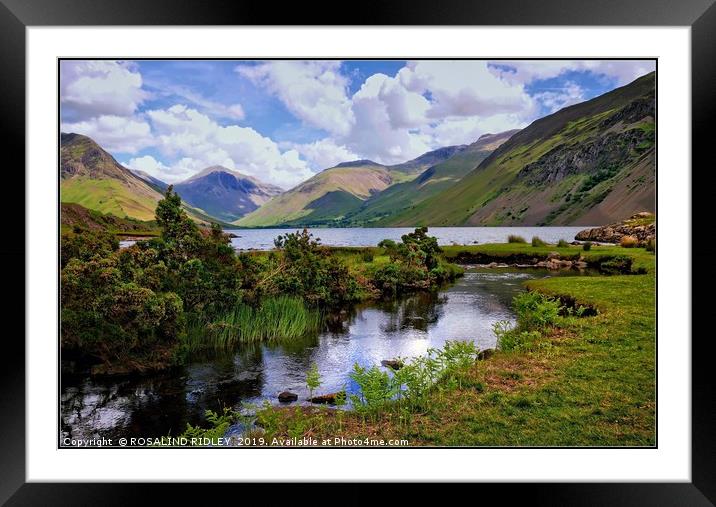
[184,244,655,446]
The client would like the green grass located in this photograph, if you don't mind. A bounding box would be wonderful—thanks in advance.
[61,177,158,221]
[183,296,322,351]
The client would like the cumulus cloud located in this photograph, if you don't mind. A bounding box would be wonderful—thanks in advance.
[287,138,360,171]
[236,60,354,136]
[400,61,535,119]
[60,115,153,154]
[489,59,656,86]
[60,60,147,119]
[145,104,313,188]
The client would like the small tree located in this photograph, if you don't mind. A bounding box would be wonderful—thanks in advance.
[306,362,322,403]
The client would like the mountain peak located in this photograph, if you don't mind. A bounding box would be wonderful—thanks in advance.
[174,165,283,222]
[334,159,383,169]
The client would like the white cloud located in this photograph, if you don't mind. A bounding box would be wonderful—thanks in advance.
[489,60,656,86]
[60,61,147,119]
[145,104,313,188]
[532,81,586,114]
[123,155,202,183]
[237,61,354,136]
[155,84,247,120]
[288,138,360,171]
[400,61,535,119]
[329,62,535,164]
[60,115,153,154]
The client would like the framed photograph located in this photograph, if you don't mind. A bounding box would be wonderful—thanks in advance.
[5,0,713,502]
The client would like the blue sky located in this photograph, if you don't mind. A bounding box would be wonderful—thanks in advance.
[60,59,655,188]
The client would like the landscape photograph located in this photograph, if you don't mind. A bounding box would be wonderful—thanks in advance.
[59,58,656,448]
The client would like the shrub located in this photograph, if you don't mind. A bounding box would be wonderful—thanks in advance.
[582,241,592,251]
[557,239,569,248]
[645,238,656,253]
[61,228,118,268]
[508,234,526,243]
[620,235,639,248]
[512,291,562,329]
[361,250,374,263]
[306,363,322,402]
[494,322,542,352]
[531,236,547,247]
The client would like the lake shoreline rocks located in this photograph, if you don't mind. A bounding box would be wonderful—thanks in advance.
[575,212,655,245]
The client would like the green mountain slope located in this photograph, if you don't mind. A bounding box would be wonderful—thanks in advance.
[60,133,164,221]
[236,145,467,227]
[393,72,656,227]
[235,164,393,227]
[340,130,519,226]
[60,133,223,225]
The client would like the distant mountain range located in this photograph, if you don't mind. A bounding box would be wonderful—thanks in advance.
[59,71,655,228]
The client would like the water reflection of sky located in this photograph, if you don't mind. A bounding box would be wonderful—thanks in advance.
[61,268,556,441]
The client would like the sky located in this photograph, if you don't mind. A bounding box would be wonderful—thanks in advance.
[60,59,655,189]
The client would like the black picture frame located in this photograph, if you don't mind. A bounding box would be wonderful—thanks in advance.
[3,0,713,503]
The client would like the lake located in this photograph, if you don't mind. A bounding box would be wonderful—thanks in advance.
[60,266,586,443]
[226,226,589,250]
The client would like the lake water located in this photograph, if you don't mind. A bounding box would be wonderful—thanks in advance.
[60,266,584,443]
[226,226,589,251]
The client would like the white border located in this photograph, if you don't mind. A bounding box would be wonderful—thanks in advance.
[27,26,691,482]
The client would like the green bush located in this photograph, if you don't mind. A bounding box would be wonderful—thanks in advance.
[582,241,592,251]
[512,291,562,329]
[508,234,526,243]
[61,228,118,268]
[557,239,569,248]
[645,238,656,253]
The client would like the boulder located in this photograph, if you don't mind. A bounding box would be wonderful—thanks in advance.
[547,251,560,260]
[381,359,404,370]
[308,392,344,405]
[575,213,655,244]
[477,349,495,361]
[278,391,298,403]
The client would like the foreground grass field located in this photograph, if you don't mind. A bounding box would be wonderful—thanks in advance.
[234,245,656,446]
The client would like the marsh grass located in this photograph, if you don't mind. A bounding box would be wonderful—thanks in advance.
[184,296,321,351]
[508,234,526,243]
[531,236,547,247]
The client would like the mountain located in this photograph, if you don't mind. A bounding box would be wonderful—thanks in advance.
[236,163,393,227]
[340,131,518,226]
[60,133,223,226]
[388,145,469,176]
[130,169,169,194]
[389,71,656,226]
[236,145,476,227]
[60,133,165,221]
[173,166,283,222]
